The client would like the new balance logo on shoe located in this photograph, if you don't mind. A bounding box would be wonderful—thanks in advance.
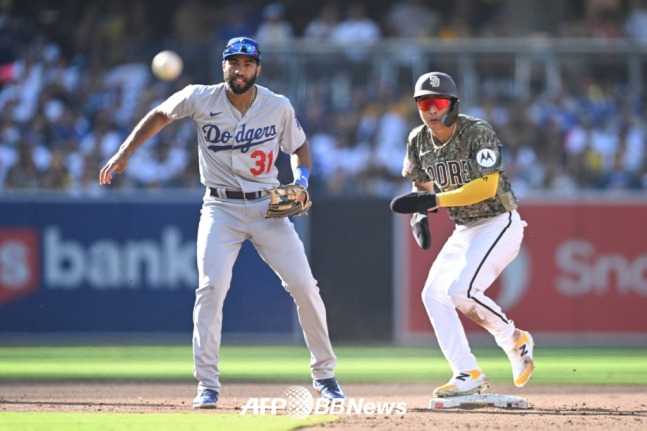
[456,372,471,382]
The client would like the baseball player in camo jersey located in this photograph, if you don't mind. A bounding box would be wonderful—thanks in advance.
[390,71,534,398]
[99,37,344,408]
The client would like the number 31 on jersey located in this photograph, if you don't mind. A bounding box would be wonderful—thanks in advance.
[250,150,273,175]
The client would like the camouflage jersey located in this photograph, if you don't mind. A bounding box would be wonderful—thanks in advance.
[402,114,518,225]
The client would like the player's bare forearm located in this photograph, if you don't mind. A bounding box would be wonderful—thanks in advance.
[118,109,173,157]
[292,140,313,171]
[289,140,312,202]
[99,109,173,185]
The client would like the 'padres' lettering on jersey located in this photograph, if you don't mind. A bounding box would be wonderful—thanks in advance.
[425,159,471,187]
[403,114,518,225]
[160,83,305,192]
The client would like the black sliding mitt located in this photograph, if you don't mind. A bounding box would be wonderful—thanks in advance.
[390,191,438,214]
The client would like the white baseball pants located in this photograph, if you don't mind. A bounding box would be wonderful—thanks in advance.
[193,194,337,391]
[422,210,526,374]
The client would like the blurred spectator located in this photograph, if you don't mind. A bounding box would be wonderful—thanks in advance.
[366,99,412,196]
[640,158,647,189]
[41,148,71,189]
[606,152,637,189]
[586,0,624,38]
[309,129,342,195]
[585,0,623,23]
[383,0,439,38]
[78,111,123,162]
[437,1,474,39]
[215,5,256,44]
[126,0,155,47]
[172,0,213,44]
[0,5,25,82]
[622,112,646,176]
[5,139,39,190]
[0,0,645,199]
[171,0,216,82]
[0,118,19,188]
[466,95,510,129]
[74,152,105,197]
[545,164,579,195]
[330,3,381,60]
[94,0,131,65]
[624,0,647,44]
[590,116,621,175]
[103,62,150,129]
[477,2,512,37]
[303,2,340,41]
[564,116,595,186]
[254,3,293,45]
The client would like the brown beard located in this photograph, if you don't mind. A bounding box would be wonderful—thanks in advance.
[226,73,258,95]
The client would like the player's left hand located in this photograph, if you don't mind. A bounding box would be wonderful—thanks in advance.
[264,184,312,219]
[291,179,307,203]
[410,212,432,250]
[294,190,306,203]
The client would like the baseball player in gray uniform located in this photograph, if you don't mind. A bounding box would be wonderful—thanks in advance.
[391,72,534,398]
[99,37,344,408]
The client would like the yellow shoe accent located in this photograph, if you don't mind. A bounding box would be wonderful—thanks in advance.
[433,370,489,398]
[511,330,535,387]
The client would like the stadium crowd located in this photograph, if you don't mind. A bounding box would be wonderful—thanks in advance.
[0,0,646,199]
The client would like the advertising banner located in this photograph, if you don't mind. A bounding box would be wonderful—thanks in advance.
[0,198,295,335]
[394,201,647,341]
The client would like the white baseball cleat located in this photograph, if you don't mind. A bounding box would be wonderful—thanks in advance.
[432,370,489,398]
[508,329,535,387]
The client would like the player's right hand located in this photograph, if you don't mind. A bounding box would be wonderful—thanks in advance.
[99,154,129,185]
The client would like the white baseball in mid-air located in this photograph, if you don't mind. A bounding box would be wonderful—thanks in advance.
[151,50,183,81]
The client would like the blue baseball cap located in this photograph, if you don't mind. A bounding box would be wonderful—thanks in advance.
[223,37,261,63]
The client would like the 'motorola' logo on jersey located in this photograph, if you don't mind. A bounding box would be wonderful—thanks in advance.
[203,123,277,153]
[476,149,497,167]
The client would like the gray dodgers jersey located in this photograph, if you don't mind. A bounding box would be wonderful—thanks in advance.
[403,114,518,225]
[160,84,306,192]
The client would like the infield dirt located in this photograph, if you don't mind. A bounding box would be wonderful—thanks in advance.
[1,381,646,430]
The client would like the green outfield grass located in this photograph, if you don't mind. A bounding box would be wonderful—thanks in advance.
[1,344,646,431]
[0,412,337,431]
[1,344,646,385]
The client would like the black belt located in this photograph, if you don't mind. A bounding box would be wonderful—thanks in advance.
[210,188,264,200]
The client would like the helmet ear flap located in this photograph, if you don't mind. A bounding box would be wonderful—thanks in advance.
[442,98,460,127]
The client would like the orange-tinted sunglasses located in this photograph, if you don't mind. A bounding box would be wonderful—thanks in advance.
[416,97,451,112]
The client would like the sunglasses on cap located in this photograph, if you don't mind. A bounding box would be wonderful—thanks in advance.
[416,97,451,112]
[223,41,261,61]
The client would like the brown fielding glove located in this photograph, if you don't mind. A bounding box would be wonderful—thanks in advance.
[264,184,312,219]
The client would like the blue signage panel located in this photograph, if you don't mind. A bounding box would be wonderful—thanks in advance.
[0,198,295,335]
